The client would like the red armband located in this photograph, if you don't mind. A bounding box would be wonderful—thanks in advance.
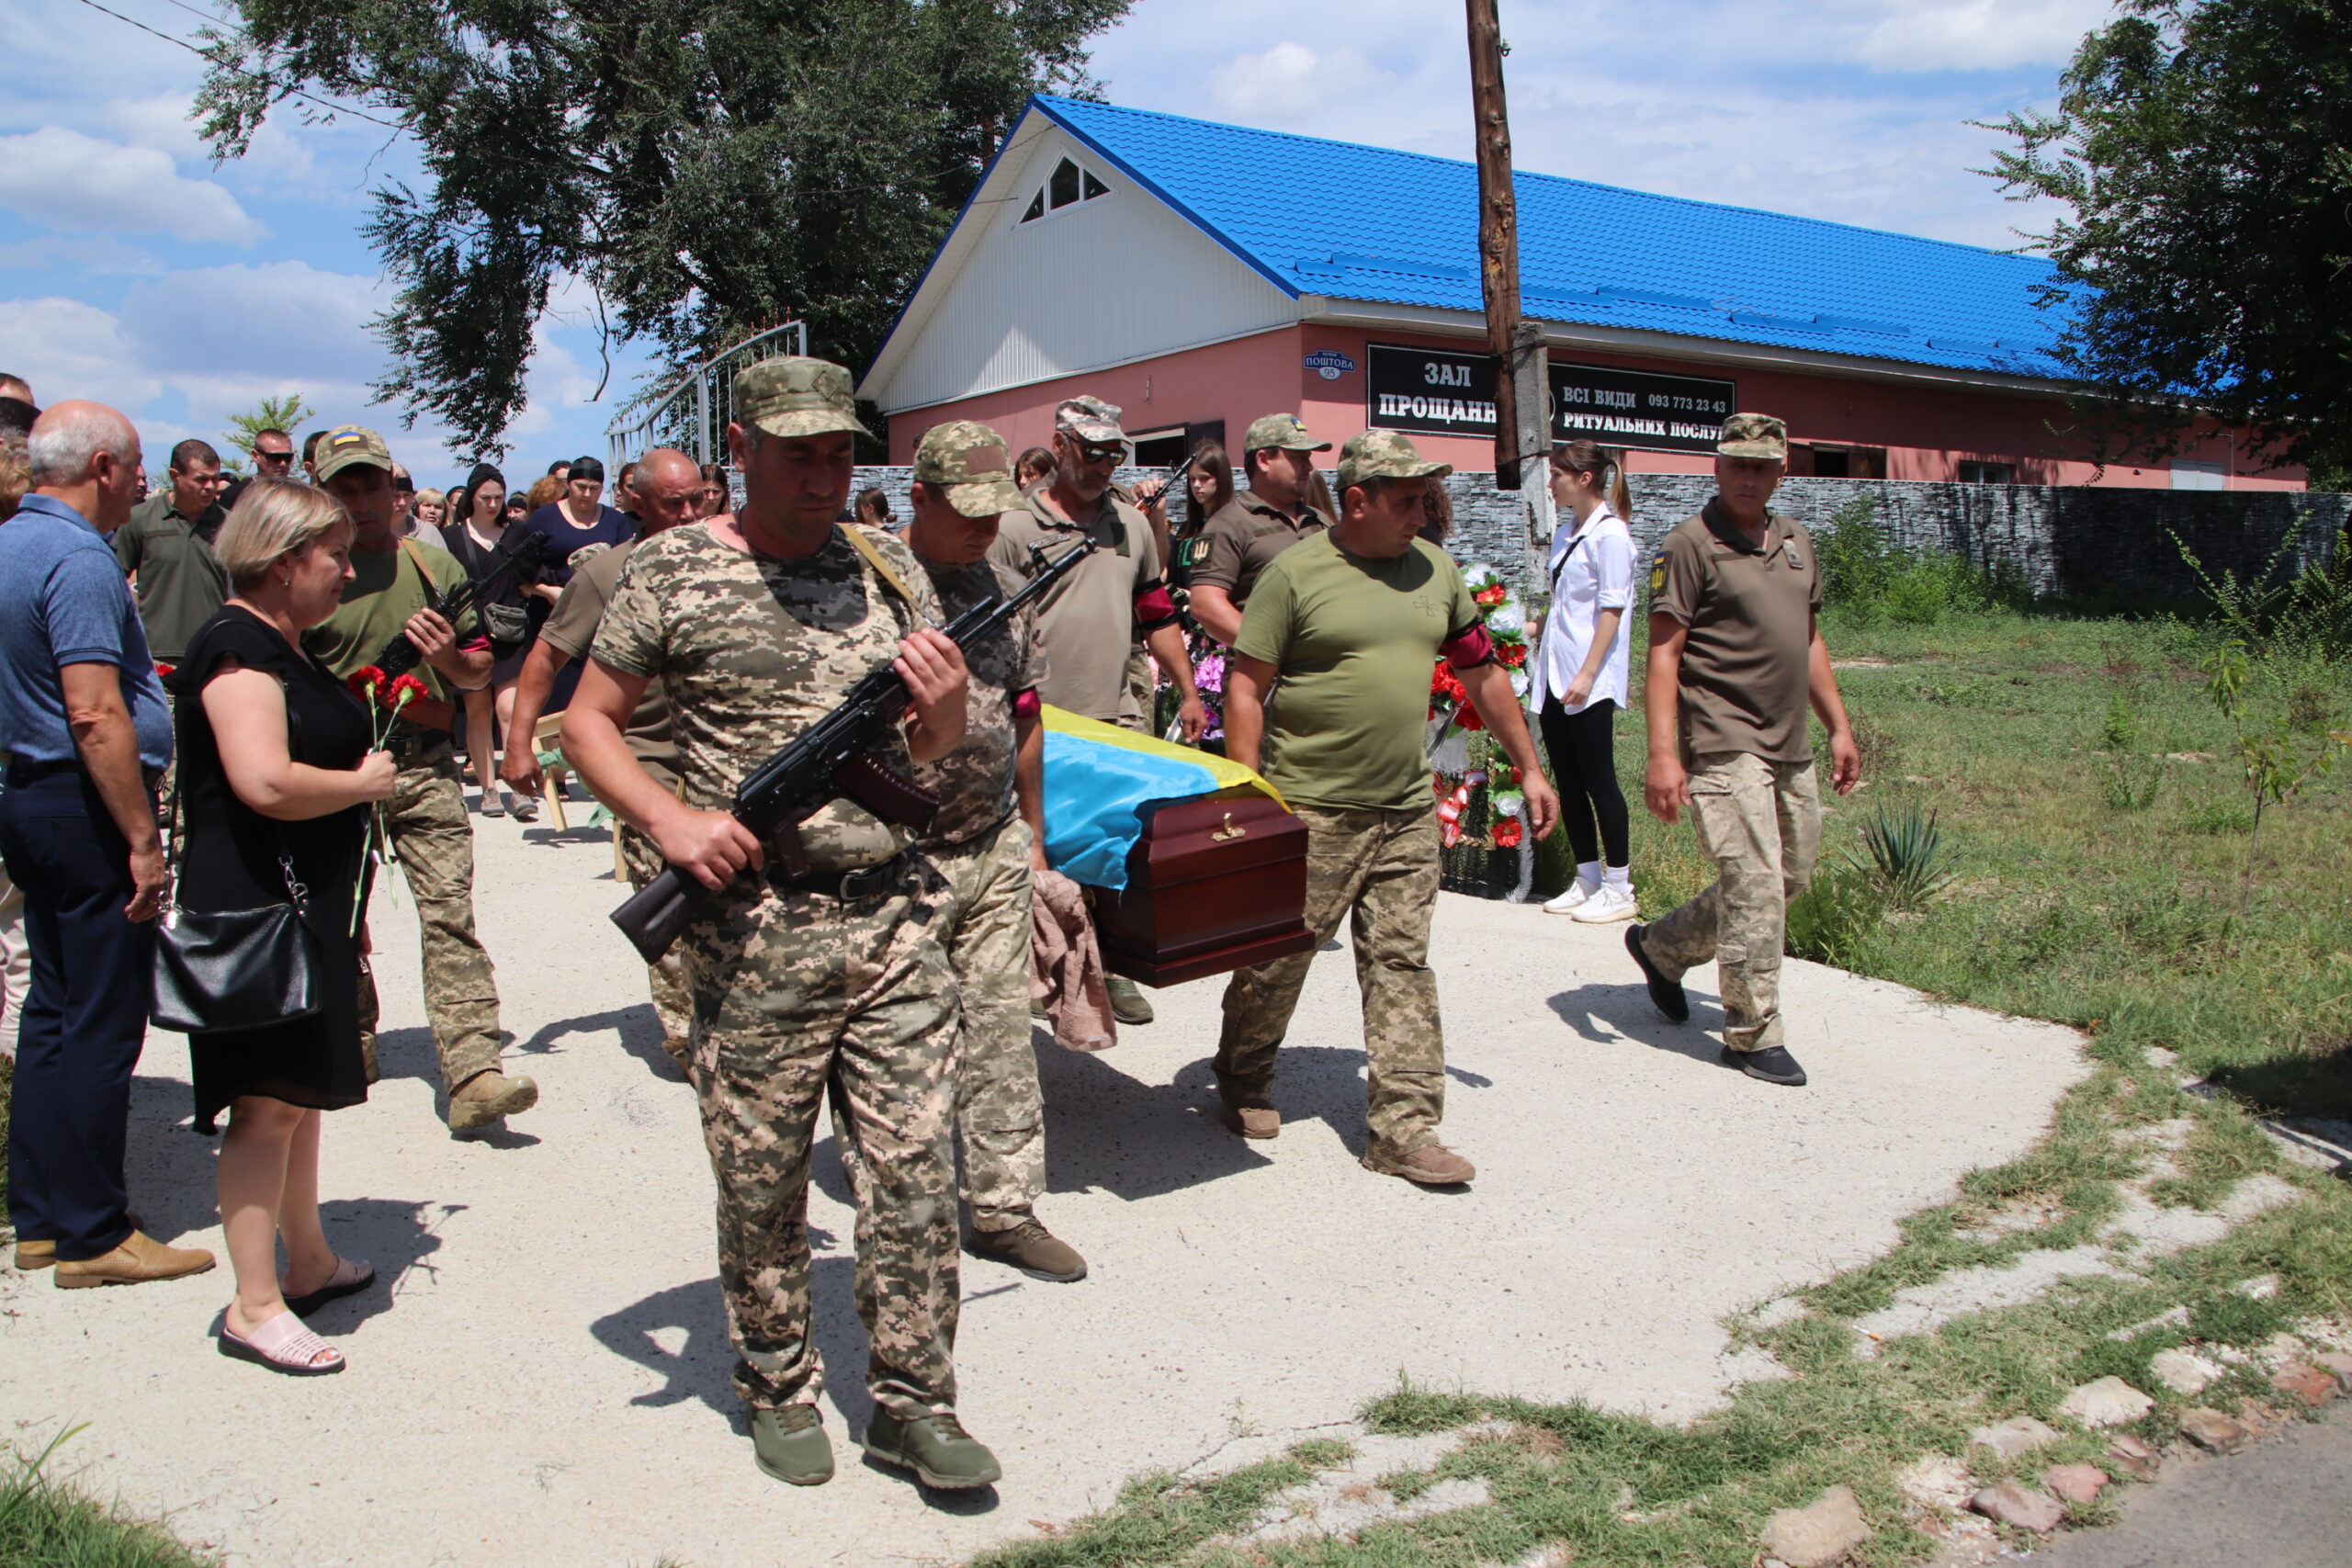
[459,635,492,653]
[1133,582,1178,631]
[1440,622,1496,669]
[1013,687,1041,721]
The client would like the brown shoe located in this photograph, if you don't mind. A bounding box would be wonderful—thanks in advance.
[448,1069,539,1133]
[967,1217,1088,1282]
[1218,1094,1280,1140]
[54,1229,217,1289]
[14,1237,55,1270]
[1363,1142,1476,1186]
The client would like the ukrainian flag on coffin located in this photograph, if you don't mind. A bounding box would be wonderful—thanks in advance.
[1041,706,1285,890]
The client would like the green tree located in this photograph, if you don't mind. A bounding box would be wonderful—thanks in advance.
[1982,0,2352,476]
[195,0,1132,456]
[220,391,316,474]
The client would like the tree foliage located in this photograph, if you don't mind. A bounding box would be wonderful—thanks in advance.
[1982,0,2352,476]
[196,1,1132,456]
[220,391,316,473]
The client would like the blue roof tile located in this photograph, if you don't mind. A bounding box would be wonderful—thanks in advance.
[1033,95,2074,380]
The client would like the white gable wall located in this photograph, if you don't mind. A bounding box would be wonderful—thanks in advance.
[868,126,1302,414]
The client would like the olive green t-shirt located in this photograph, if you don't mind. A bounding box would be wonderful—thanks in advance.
[114,494,228,662]
[302,539,483,720]
[1234,531,1479,812]
[539,538,679,787]
[1651,501,1822,762]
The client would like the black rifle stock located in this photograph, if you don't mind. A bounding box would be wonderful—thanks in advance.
[611,536,1098,963]
[371,531,548,679]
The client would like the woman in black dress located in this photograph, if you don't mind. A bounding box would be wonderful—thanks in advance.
[441,463,535,817]
[175,478,396,1375]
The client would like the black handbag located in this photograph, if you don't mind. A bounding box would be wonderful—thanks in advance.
[151,771,321,1036]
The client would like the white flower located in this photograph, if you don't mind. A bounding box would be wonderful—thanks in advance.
[1509,669,1531,699]
[1487,604,1523,636]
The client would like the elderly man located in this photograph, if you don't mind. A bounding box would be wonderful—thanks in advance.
[1216,432,1560,1188]
[896,420,1083,1282]
[300,427,528,1134]
[504,447,703,1066]
[566,357,998,1492]
[0,401,215,1286]
[1185,412,1334,646]
[114,437,230,668]
[1625,413,1862,1088]
[989,396,1204,1026]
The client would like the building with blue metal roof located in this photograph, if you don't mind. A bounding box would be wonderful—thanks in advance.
[859,95,2289,491]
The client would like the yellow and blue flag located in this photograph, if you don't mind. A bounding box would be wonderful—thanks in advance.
[1041,706,1284,888]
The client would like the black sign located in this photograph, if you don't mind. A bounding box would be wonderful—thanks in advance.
[1364,344,1736,456]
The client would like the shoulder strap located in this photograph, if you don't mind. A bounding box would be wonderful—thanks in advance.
[839,525,930,626]
[394,536,443,608]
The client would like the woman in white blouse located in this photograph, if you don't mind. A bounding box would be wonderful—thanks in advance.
[1533,441,1638,921]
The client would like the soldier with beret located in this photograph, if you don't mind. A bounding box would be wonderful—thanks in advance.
[1623,412,1863,1088]
[1183,412,1335,646]
[563,358,1000,1492]
[989,394,1204,1027]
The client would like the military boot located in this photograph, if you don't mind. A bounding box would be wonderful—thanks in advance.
[967,1216,1087,1282]
[1103,974,1154,1025]
[752,1404,834,1486]
[447,1069,539,1134]
[863,1408,1002,1490]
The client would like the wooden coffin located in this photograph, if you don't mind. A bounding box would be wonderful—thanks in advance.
[1092,794,1317,986]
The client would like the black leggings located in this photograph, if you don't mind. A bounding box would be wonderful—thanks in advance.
[1539,695,1630,867]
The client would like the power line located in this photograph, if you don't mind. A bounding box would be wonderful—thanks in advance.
[68,0,409,132]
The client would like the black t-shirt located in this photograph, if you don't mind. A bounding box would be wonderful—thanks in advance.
[518,502,634,587]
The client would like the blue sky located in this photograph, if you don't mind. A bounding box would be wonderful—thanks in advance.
[2,0,2111,493]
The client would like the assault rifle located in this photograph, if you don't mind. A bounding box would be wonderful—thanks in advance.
[610,536,1098,963]
[371,530,548,680]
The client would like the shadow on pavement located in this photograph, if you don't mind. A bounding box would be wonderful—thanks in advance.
[124,1074,220,1245]
[311,1196,456,1330]
[369,1024,440,1085]
[1035,1039,1274,1198]
[1545,983,1733,1068]
[514,1002,684,1085]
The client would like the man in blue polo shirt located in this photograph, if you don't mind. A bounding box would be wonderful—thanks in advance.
[0,400,214,1288]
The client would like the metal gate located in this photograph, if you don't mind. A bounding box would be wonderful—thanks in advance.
[605,321,808,468]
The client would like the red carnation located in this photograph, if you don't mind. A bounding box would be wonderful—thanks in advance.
[1497,640,1528,668]
[346,665,387,700]
[153,661,175,679]
[1429,660,1453,697]
[1474,583,1507,607]
[1491,818,1524,850]
[384,673,430,708]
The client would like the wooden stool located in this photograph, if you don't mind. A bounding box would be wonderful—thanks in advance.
[531,713,569,830]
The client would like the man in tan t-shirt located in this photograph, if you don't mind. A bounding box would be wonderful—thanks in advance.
[1626,412,1862,1088]
[1186,412,1334,645]
[504,447,700,1064]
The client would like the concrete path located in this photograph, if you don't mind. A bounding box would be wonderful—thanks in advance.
[2,815,2086,1567]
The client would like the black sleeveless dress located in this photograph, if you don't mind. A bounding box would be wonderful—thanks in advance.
[175,605,374,1133]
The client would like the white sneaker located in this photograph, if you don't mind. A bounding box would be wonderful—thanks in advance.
[1572,886,1639,923]
[1544,883,1598,915]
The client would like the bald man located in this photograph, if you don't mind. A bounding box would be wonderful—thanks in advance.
[0,374,32,404]
[0,402,213,1287]
[503,447,702,1066]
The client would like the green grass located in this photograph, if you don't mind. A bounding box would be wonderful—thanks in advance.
[0,1427,217,1568]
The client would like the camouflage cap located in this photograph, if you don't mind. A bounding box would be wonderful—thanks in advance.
[1241,412,1332,455]
[732,355,870,441]
[913,420,1022,517]
[1716,412,1788,461]
[1336,429,1453,491]
[313,424,394,482]
[1053,395,1126,445]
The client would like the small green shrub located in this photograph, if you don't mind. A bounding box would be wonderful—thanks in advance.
[1787,865,1884,965]
[2180,800,2253,834]
[2098,693,2165,811]
[1849,802,1959,910]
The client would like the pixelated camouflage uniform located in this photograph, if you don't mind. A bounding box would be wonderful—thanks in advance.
[592,518,964,1418]
[906,550,1049,1231]
[1215,807,1447,1155]
[1635,751,1820,1053]
[617,821,695,1064]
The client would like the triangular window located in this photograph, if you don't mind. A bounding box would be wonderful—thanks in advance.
[1018,154,1114,224]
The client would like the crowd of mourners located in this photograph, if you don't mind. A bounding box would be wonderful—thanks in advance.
[0,362,1859,1493]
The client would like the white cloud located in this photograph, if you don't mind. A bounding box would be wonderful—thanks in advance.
[0,126,265,245]
[0,236,164,276]
[1210,43,1395,123]
[117,261,386,379]
[0,296,162,414]
[1848,0,2114,73]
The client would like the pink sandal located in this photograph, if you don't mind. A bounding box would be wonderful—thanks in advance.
[282,1256,373,1317]
[220,1308,346,1376]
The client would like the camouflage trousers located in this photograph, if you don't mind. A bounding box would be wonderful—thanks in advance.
[356,748,503,1091]
[1641,750,1822,1054]
[617,823,694,1066]
[682,857,962,1417]
[935,818,1046,1231]
[1215,805,1446,1158]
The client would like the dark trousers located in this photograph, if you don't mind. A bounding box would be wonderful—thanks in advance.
[1539,695,1631,867]
[0,770,155,1260]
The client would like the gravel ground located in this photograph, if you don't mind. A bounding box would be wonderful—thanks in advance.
[2,810,2086,1567]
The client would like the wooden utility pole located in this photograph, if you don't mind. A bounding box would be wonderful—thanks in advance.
[1466,0,1522,489]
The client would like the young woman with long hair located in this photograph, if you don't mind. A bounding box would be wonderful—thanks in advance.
[1534,441,1638,921]
[441,464,535,818]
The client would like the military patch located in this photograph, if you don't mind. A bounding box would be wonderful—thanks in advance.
[1649,560,1667,593]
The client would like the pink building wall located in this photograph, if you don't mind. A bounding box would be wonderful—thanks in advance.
[888,321,2305,491]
